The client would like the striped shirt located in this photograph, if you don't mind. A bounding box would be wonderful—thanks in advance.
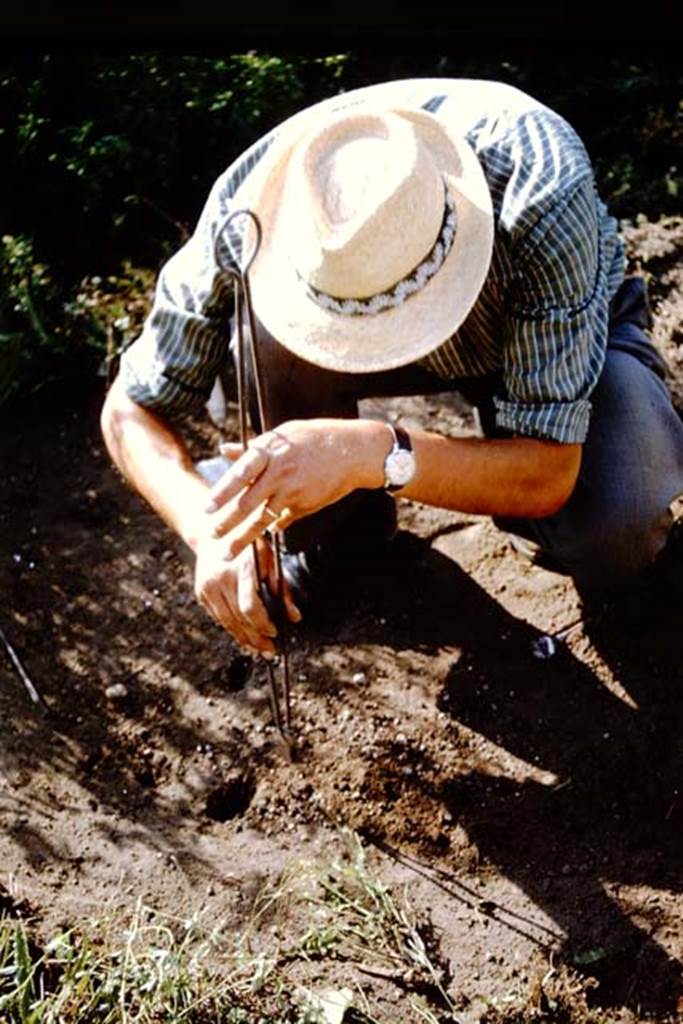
[121,78,626,443]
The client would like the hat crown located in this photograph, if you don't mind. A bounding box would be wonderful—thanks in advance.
[243,99,494,373]
[289,112,445,299]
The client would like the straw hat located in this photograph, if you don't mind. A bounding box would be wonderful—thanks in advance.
[237,104,494,373]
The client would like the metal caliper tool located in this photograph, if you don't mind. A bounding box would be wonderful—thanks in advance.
[214,208,296,760]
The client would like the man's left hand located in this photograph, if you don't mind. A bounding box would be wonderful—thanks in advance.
[203,417,391,561]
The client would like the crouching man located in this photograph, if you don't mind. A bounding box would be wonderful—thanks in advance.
[101,78,683,657]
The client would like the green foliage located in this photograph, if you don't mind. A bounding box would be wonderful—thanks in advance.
[1,53,348,281]
[0,50,679,408]
[0,52,348,407]
[1,234,53,344]
[0,233,62,405]
[0,233,152,403]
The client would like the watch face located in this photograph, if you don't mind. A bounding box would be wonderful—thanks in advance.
[387,449,416,486]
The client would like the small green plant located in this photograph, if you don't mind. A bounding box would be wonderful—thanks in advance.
[225,830,457,1022]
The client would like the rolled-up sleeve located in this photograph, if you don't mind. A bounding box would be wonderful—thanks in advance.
[495,178,616,443]
[120,174,237,417]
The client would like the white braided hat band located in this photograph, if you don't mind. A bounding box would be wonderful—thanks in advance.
[304,189,457,317]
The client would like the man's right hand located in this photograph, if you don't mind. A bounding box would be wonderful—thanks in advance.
[100,377,303,658]
[193,534,301,657]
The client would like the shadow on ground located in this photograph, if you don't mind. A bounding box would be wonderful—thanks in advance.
[308,529,683,1015]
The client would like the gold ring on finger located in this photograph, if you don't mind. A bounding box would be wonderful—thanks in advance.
[262,503,291,533]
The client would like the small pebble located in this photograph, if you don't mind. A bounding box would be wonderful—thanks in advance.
[351,671,367,684]
[105,683,128,700]
[531,635,556,659]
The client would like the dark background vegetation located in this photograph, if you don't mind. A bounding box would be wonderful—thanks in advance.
[0,49,681,406]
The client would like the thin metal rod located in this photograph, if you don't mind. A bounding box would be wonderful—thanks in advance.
[272,536,292,731]
[265,661,285,734]
[242,274,269,436]
[0,623,49,711]
[237,225,293,735]
[233,284,249,448]
[240,250,293,741]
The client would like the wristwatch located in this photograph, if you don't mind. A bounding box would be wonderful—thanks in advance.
[383,424,416,492]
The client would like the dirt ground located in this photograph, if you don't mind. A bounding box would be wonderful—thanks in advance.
[1,217,682,1021]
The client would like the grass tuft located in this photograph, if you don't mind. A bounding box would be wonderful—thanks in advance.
[0,899,269,1023]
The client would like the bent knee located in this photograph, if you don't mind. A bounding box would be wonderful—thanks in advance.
[551,507,674,587]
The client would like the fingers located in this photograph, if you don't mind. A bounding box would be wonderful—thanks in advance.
[203,426,309,556]
[195,546,278,656]
[204,435,295,547]
[204,444,269,513]
[206,449,296,552]
[236,553,278,650]
[219,442,243,461]
[222,500,294,561]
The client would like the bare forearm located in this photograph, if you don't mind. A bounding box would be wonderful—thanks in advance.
[209,416,582,567]
[352,420,581,519]
[100,375,210,552]
[403,429,581,518]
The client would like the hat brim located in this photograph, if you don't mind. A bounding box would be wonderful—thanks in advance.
[236,106,494,374]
